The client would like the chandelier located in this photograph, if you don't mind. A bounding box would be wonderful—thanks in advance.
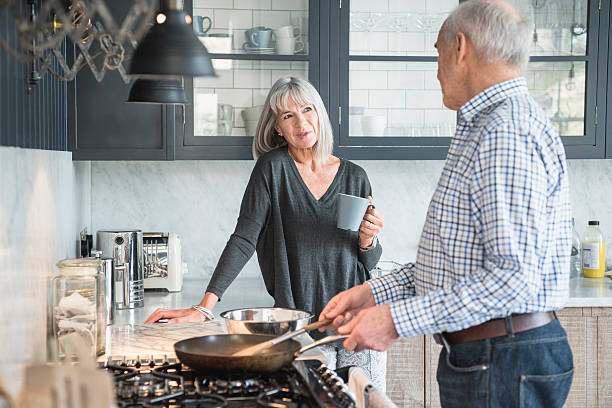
[0,0,159,86]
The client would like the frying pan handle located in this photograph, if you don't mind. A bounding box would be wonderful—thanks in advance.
[269,318,334,346]
[297,334,349,355]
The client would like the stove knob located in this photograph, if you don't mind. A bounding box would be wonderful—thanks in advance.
[317,364,329,373]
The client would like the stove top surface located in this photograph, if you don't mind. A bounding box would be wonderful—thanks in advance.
[104,356,355,408]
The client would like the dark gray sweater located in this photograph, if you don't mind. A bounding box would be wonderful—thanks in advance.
[206,146,382,330]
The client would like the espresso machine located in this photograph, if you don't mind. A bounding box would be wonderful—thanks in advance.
[97,230,144,309]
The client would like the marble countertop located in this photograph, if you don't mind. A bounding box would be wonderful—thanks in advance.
[104,277,327,361]
[566,276,612,307]
[103,275,612,360]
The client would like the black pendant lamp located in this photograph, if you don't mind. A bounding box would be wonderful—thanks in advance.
[129,0,216,77]
[126,78,188,104]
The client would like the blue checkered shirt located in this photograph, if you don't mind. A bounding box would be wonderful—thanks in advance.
[369,77,572,338]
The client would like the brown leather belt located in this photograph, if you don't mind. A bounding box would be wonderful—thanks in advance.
[434,311,556,345]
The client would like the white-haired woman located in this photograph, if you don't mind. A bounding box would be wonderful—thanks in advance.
[146,76,386,390]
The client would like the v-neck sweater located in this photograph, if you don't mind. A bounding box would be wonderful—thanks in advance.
[206,146,382,328]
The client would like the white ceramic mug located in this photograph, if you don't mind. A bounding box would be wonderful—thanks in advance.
[244,120,259,137]
[275,37,305,55]
[361,115,386,136]
[274,25,299,38]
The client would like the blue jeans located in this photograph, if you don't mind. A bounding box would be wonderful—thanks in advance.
[437,318,573,408]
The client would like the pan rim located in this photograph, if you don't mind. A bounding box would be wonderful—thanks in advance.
[173,334,302,358]
[219,307,313,324]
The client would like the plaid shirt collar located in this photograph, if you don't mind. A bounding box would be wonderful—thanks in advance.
[458,77,529,124]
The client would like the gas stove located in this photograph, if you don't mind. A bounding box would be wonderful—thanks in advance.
[103,356,356,408]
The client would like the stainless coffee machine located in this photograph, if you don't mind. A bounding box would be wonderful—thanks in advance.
[97,230,144,309]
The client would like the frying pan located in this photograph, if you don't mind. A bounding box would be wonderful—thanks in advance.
[174,333,347,373]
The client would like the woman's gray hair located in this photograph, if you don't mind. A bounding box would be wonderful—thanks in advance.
[441,0,532,72]
[252,76,334,162]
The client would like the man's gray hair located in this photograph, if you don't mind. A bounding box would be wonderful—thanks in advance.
[441,0,532,71]
[252,76,334,162]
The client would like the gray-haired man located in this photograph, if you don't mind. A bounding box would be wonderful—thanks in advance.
[320,1,574,406]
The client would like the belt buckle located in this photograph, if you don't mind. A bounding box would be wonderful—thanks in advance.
[433,333,442,345]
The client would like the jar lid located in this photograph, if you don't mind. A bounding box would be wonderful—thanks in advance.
[588,220,600,226]
[56,258,101,275]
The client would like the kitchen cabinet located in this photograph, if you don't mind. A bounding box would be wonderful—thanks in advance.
[334,0,607,160]
[61,0,611,160]
[385,307,612,408]
[176,0,320,159]
[66,0,179,160]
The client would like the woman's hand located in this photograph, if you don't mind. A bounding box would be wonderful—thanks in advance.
[144,307,210,323]
[144,292,219,324]
[359,196,384,250]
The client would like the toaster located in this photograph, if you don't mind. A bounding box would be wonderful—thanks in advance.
[143,232,187,292]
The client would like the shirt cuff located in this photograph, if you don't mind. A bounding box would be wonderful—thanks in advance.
[367,274,400,305]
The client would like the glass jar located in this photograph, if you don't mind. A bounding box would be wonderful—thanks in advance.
[52,258,106,358]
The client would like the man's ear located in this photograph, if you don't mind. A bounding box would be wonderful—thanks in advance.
[455,32,468,65]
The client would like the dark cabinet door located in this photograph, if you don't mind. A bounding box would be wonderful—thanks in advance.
[66,0,176,160]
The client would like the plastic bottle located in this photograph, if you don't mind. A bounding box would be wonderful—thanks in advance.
[582,220,605,278]
[570,218,581,278]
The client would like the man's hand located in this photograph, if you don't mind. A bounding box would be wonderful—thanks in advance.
[318,283,376,331]
[337,304,399,352]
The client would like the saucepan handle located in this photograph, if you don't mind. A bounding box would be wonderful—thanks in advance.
[297,334,349,355]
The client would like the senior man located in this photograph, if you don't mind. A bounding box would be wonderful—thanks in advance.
[320,0,573,407]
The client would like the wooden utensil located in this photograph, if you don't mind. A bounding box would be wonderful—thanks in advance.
[232,318,332,357]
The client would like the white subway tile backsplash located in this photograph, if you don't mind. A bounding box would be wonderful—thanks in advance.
[430,0,459,13]
[271,0,307,10]
[233,0,271,9]
[389,0,426,12]
[388,71,425,90]
[351,0,389,12]
[405,90,443,109]
[195,69,234,88]
[388,109,426,127]
[350,90,369,108]
[217,88,253,107]
[388,32,426,52]
[370,90,406,109]
[424,71,440,90]
[350,32,388,53]
[252,89,270,105]
[256,61,292,69]
[369,61,408,71]
[270,69,307,83]
[351,71,388,90]
[214,9,252,29]
[195,0,233,8]
[234,70,272,88]
[253,10,291,28]
[424,109,456,124]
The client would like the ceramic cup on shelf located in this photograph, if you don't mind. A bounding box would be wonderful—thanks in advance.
[274,25,300,39]
[244,120,259,137]
[242,105,264,122]
[193,16,212,36]
[275,37,304,55]
[244,26,273,48]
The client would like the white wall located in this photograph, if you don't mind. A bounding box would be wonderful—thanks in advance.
[0,146,90,395]
[89,158,612,280]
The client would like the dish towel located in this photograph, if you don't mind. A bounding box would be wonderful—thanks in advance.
[348,367,398,408]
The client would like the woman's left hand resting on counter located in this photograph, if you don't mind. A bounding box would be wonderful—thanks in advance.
[144,292,219,323]
[358,196,383,250]
[318,283,399,352]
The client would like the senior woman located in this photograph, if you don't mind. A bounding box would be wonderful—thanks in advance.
[145,76,386,389]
